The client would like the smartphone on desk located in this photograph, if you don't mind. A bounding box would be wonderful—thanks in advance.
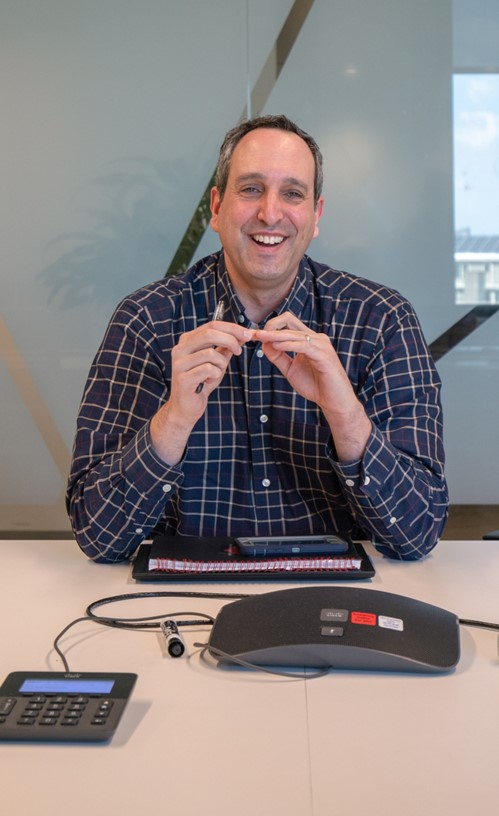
[235,534,350,557]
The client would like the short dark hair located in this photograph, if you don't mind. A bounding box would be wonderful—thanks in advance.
[215,114,323,207]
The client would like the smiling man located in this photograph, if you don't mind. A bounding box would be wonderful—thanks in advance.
[67,114,448,563]
[210,126,323,314]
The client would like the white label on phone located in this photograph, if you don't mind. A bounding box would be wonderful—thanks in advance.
[378,615,404,632]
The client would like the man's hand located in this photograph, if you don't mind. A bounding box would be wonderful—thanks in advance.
[254,312,371,462]
[150,321,254,465]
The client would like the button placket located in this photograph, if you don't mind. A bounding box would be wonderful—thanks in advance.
[246,346,276,498]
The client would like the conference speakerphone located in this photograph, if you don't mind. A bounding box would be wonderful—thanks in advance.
[0,671,137,742]
[208,586,461,673]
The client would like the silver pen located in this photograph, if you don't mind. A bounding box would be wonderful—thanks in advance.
[195,299,226,393]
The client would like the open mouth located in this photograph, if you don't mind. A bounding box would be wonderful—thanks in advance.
[251,234,286,246]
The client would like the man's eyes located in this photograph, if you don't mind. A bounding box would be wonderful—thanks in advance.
[240,186,262,195]
[239,187,304,200]
[284,189,305,200]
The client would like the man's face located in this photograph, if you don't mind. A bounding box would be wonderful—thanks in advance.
[210,128,323,298]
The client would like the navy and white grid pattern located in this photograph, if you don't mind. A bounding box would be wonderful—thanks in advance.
[67,252,448,562]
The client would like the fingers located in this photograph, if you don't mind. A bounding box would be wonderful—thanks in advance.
[254,311,317,349]
[179,322,253,357]
[260,310,305,331]
[173,323,254,396]
[253,326,317,350]
[190,345,233,393]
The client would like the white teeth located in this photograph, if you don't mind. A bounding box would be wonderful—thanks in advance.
[253,234,284,245]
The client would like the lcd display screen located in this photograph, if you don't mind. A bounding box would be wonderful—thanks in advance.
[19,678,115,694]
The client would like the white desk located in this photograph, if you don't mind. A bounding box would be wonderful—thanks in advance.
[1,539,498,816]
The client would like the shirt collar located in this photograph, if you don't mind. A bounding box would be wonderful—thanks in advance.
[216,252,312,329]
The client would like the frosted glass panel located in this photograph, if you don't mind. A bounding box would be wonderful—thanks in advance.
[261,0,455,342]
[453,0,499,68]
[0,0,302,532]
[1,0,498,532]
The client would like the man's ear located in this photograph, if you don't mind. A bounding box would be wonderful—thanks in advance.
[210,187,221,233]
[313,196,324,239]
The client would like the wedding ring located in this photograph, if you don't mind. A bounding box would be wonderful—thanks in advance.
[305,334,311,343]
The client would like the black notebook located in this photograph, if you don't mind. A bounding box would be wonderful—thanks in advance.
[131,535,375,582]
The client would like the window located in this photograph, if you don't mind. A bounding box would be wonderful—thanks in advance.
[453,74,499,303]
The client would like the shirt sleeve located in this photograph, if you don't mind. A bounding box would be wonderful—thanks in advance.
[66,301,183,562]
[327,299,448,560]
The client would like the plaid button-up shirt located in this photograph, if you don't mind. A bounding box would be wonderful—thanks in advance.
[67,252,448,562]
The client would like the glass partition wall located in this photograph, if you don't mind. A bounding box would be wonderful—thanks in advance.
[2,0,497,535]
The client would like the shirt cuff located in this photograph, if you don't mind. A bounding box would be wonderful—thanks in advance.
[121,420,185,498]
[327,423,396,499]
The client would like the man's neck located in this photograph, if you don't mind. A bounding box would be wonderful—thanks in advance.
[227,273,298,325]
[236,290,284,324]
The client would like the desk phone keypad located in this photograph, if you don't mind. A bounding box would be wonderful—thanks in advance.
[2,694,113,727]
[0,671,137,742]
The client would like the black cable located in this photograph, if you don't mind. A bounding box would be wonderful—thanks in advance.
[53,617,95,673]
[459,618,499,633]
[85,589,250,623]
[194,641,330,680]
[53,590,249,671]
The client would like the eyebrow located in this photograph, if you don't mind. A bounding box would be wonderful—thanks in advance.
[235,172,310,192]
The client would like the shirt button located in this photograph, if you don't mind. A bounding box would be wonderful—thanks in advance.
[345,479,355,487]
[256,348,264,358]
[389,516,397,525]
[259,414,268,423]
[237,314,245,324]
[135,528,143,534]
[262,478,271,488]
[162,484,172,493]
[363,476,371,486]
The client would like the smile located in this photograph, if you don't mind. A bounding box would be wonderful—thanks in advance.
[252,234,285,245]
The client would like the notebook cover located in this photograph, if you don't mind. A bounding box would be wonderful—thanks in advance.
[131,535,375,582]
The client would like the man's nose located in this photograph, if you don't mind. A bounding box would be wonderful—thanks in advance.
[257,190,283,224]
